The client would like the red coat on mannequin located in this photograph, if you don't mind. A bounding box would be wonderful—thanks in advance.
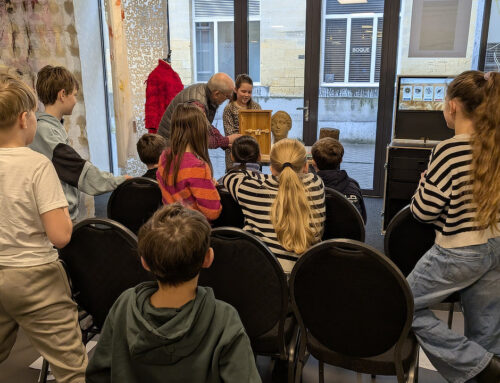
[145,60,183,133]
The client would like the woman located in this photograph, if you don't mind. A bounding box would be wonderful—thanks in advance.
[223,74,261,170]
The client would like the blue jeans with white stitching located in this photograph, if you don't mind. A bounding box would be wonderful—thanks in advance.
[407,237,500,383]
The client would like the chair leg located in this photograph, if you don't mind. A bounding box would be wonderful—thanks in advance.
[447,302,454,329]
[38,359,49,383]
[318,360,325,383]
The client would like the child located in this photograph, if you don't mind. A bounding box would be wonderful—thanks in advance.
[311,137,366,222]
[229,135,261,172]
[0,69,87,382]
[157,103,221,221]
[86,203,261,383]
[408,71,500,383]
[136,133,167,179]
[223,74,261,170]
[29,65,127,221]
[222,138,326,273]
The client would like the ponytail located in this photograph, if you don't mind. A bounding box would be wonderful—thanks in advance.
[471,72,500,230]
[270,139,321,254]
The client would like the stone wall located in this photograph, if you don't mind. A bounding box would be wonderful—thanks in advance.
[0,0,93,219]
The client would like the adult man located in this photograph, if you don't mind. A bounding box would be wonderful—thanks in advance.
[157,73,240,149]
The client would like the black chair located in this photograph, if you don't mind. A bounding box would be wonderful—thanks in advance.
[385,205,459,329]
[38,219,153,383]
[198,227,298,382]
[107,177,162,234]
[290,239,419,383]
[59,218,153,330]
[212,185,245,228]
[323,187,365,242]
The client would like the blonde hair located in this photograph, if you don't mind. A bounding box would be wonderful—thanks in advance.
[0,67,37,131]
[446,70,500,230]
[270,139,321,254]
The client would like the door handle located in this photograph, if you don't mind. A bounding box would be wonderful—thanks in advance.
[296,100,310,122]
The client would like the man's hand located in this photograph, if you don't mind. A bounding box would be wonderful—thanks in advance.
[227,133,242,144]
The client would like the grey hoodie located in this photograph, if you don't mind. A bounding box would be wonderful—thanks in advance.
[30,112,126,220]
[86,282,261,383]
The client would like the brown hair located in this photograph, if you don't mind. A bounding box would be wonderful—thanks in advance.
[0,68,37,131]
[138,203,211,285]
[446,70,500,230]
[231,135,260,169]
[163,103,212,184]
[311,137,344,170]
[36,65,79,105]
[231,73,254,104]
[137,133,167,166]
[270,139,321,254]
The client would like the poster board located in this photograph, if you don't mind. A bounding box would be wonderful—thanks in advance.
[239,110,272,156]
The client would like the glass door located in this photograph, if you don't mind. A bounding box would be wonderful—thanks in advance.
[316,0,385,191]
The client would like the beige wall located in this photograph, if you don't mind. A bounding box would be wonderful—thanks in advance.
[398,0,481,75]
[169,0,193,85]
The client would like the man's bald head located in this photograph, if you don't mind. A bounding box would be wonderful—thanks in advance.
[207,73,235,97]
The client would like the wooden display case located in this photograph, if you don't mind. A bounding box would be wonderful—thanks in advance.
[239,110,272,157]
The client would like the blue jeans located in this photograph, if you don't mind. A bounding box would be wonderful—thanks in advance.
[407,237,500,383]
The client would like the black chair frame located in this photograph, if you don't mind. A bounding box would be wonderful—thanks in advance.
[290,239,419,383]
[203,227,300,382]
[384,205,459,329]
[323,187,366,242]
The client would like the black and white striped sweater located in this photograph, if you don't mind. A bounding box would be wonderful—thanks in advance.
[411,134,499,248]
[222,170,326,273]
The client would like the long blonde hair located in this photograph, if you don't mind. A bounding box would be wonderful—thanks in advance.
[447,71,500,230]
[270,139,320,254]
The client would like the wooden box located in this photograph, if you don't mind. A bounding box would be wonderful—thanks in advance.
[238,109,272,156]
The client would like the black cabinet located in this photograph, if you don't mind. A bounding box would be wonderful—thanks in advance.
[382,146,432,230]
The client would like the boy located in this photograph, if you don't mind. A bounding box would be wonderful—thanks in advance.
[0,69,87,382]
[311,137,366,222]
[136,133,167,179]
[30,65,127,221]
[86,204,261,383]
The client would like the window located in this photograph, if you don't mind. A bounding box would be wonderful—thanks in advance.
[485,0,500,72]
[193,0,261,82]
[322,0,384,85]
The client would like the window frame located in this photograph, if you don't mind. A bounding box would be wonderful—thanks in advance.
[320,1,384,87]
[192,3,260,83]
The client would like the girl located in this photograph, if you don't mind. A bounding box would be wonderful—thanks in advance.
[157,103,221,221]
[222,138,325,273]
[223,74,261,170]
[408,71,500,383]
[230,135,261,173]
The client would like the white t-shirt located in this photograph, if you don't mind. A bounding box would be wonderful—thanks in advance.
[0,147,68,267]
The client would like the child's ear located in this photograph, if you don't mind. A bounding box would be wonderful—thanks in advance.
[57,89,66,102]
[230,153,235,161]
[257,154,261,161]
[202,247,214,269]
[311,159,319,171]
[140,257,151,272]
[18,111,28,130]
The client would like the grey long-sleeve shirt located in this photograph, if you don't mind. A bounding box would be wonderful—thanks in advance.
[30,112,126,221]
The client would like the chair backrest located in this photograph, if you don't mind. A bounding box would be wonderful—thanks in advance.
[211,186,245,228]
[199,227,288,342]
[323,187,365,242]
[384,205,435,277]
[59,218,153,329]
[290,239,413,358]
[107,177,162,234]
